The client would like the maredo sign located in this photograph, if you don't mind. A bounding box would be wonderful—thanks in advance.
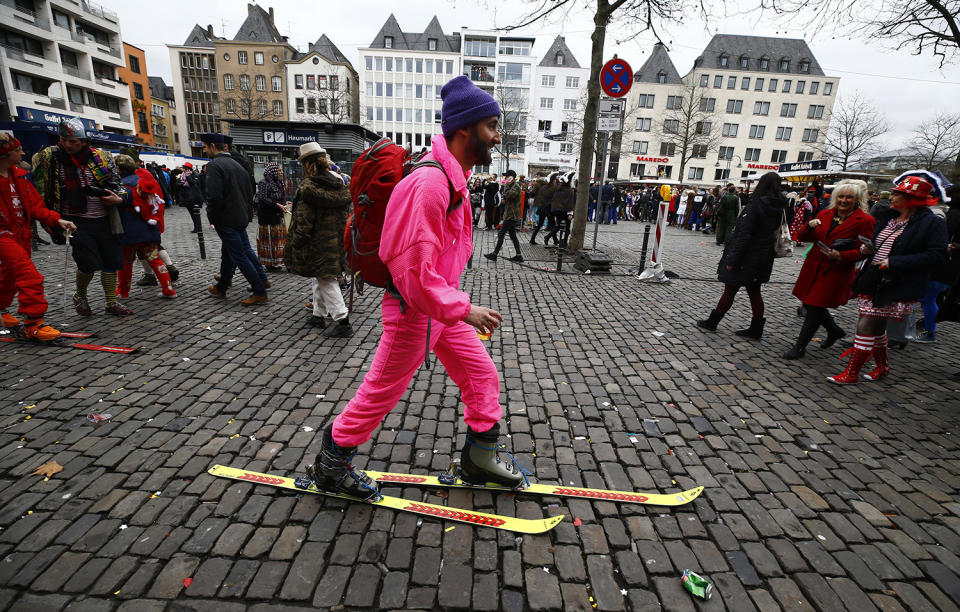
[747,163,780,170]
[636,156,671,163]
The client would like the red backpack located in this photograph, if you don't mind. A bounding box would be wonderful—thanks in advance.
[345,137,458,292]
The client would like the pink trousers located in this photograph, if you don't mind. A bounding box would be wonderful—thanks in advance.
[332,295,502,447]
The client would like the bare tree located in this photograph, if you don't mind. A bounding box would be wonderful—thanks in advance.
[821,91,889,170]
[493,80,531,174]
[908,111,960,177]
[301,84,355,124]
[221,70,281,121]
[758,0,960,67]
[504,0,705,253]
[657,82,723,183]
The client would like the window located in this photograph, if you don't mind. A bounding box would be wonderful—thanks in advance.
[557,53,565,65]
[630,163,646,177]
[271,76,282,92]
[719,54,729,67]
[365,106,373,120]
[376,107,383,120]
[540,97,553,109]
[744,147,761,161]
[824,82,833,95]
[385,107,393,121]
[808,104,825,119]
[238,50,248,65]
[802,128,819,142]
[700,74,709,87]
[798,151,814,162]
[739,56,749,69]
[384,57,392,72]
[692,144,708,158]
[53,9,70,28]
[775,126,792,141]
[779,58,790,71]
[741,77,750,90]
[810,81,820,95]
[384,36,393,49]
[560,143,574,154]
[726,99,743,113]
[406,58,413,72]
[255,75,266,91]
[660,142,676,155]
[666,95,682,110]
[799,60,810,73]
[664,119,680,134]
[722,123,739,137]
[631,141,648,154]
[760,57,769,71]
[136,111,148,133]
[498,62,530,85]
[563,99,577,111]
[538,120,552,132]
[385,83,392,96]
[695,121,712,135]
[714,168,730,180]
[306,75,316,89]
[771,149,787,163]
[769,78,778,92]
[637,94,655,108]
[405,83,412,98]
[428,38,437,51]
[128,55,140,74]
[500,40,532,56]
[425,59,433,74]
[727,76,736,89]
[688,167,704,180]
[536,141,550,153]
[749,125,766,139]
[656,165,673,178]
[365,56,373,71]
[258,99,267,115]
[254,52,263,65]
[699,97,716,111]
[295,74,303,89]
[374,56,382,71]
[565,76,579,88]
[713,75,722,88]
[780,103,797,117]
[133,82,144,100]
[718,146,734,160]
[541,75,555,86]
[414,84,422,98]
[228,99,237,114]
[796,80,805,94]
[755,77,764,91]
[239,75,250,90]
[782,79,792,93]
[753,101,770,116]
[636,118,652,132]
[307,98,316,114]
[330,76,338,91]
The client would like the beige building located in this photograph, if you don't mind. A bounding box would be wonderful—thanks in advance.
[214,5,296,128]
[148,76,177,152]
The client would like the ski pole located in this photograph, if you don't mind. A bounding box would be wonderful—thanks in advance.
[62,228,72,315]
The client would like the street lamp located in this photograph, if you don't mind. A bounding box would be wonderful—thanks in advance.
[715,154,742,181]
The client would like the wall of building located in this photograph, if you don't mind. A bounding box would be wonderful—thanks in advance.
[286,54,358,124]
[150,96,176,151]
[528,64,589,175]
[169,45,218,156]
[215,41,293,127]
[117,42,152,145]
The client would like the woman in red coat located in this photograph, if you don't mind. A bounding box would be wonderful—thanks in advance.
[783,179,875,358]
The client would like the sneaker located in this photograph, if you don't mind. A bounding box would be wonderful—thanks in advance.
[22,318,61,341]
[104,303,133,316]
[158,292,178,299]
[73,295,92,316]
[241,294,269,306]
[309,315,328,328]
[136,275,157,287]
[508,255,524,263]
[208,285,226,299]
[915,330,936,343]
[484,253,497,261]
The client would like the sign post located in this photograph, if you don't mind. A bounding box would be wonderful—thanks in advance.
[592,57,632,251]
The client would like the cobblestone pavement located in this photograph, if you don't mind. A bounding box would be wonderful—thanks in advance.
[1,207,959,611]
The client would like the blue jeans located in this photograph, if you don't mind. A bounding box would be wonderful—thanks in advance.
[920,280,950,333]
[215,225,268,295]
[607,204,618,224]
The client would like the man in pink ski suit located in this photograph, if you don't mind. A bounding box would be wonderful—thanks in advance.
[309,76,524,499]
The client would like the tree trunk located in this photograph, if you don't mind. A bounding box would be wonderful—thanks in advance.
[567,1,613,253]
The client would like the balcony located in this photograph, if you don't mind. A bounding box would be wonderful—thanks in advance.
[1,44,44,67]
[80,0,118,23]
[62,64,90,80]
[69,101,84,112]
[93,75,118,89]
[107,111,130,123]
[36,97,67,110]
[1,0,52,31]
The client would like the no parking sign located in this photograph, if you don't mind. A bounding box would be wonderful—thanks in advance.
[600,57,632,98]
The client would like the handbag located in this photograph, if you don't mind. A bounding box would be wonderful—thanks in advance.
[774,209,793,258]
[887,309,917,344]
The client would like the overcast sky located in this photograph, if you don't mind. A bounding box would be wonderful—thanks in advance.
[114,0,959,149]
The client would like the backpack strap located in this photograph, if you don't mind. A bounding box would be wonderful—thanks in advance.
[410,160,463,217]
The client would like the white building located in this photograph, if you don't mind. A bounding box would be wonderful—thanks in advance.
[527,36,588,176]
[0,0,135,139]
[358,14,462,151]
[616,36,839,184]
[286,35,359,124]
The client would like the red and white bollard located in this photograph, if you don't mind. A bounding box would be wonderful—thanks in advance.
[638,200,670,283]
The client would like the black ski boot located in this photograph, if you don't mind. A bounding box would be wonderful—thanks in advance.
[460,423,526,488]
[735,317,766,340]
[305,425,380,501]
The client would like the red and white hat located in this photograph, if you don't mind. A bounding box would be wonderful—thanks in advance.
[892,170,951,207]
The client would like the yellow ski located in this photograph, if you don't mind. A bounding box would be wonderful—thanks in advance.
[208,465,563,534]
[366,467,703,506]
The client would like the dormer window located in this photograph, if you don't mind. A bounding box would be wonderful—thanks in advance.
[759,56,769,71]
[739,56,748,69]
[779,58,790,71]
[657,71,666,84]
[384,36,393,49]
[719,54,729,67]
[799,60,810,73]
[428,38,437,51]
[556,52,564,65]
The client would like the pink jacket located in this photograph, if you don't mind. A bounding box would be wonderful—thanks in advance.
[379,134,473,325]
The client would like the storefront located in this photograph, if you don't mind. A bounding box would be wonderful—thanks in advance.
[1,107,138,158]
[225,119,381,182]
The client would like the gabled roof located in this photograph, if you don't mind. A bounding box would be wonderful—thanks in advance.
[233,4,285,43]
[694,34,826,76]
[538,36,581,68]
[182,24,221,48]
[634,43,682,84]
[147,76,174,101]
[311,34,353,70]
[368,14,460,52]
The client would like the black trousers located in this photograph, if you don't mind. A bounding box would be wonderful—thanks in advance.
[543,211,569,245]
[529,206,551,242]
[492,220,522,256]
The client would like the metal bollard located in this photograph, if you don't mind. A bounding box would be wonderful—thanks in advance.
[193,209,207,260]
[638,224,651,274]
[556,219,568,272]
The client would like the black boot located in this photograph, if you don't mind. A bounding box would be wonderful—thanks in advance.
[819,314,846,350]
[460,423,526,488]
[306,425,380,500]
[782,345,806,359]
[696,310,723,332]
[324,317,354,338]
[735,317,766,340]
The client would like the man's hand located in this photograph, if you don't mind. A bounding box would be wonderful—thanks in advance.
[465,305,503,335]
[100,189,123,205]
[57,219,77,232]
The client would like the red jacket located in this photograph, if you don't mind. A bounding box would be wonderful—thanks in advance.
[792,208,875,308]
[0,167,60,245]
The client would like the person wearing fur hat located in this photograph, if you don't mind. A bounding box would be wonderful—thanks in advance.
[542,171,575,246]
[484,169,523,263]
[0,133,77,340]
[305,75,525,500]
[828,170,950,384]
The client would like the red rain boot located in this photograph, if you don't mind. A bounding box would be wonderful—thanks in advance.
[827,347,873,385]
[149,259,177,298]
[863,343,890,381]
[117,261,133,299]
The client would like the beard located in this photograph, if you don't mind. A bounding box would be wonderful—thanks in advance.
[468,127,493,166]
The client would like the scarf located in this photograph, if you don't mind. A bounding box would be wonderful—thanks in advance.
[255,161,285,205]
[56,146,113,213]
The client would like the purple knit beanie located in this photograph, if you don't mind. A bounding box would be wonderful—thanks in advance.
[440,75,501,138]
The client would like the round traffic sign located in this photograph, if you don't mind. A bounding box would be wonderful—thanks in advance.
[600,58,633,98]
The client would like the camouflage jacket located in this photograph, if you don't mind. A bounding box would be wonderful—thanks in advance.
[284,172,351,279]
[502,180,522,221]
